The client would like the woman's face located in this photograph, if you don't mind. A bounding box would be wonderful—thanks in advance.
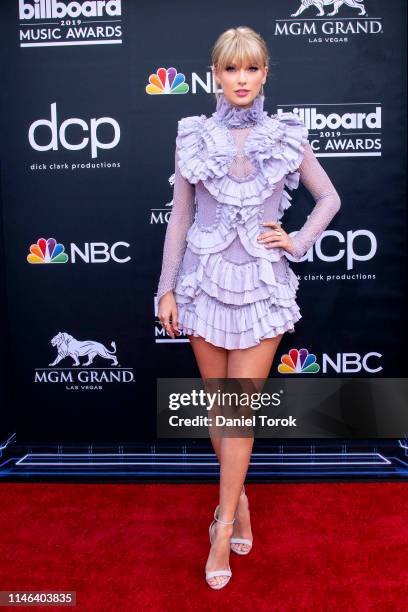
[213,59,267,108]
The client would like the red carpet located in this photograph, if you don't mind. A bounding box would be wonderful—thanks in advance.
[0,483,407,611]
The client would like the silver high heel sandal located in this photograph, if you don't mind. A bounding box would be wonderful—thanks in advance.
[205,508,235,590]
[230,485,253,555]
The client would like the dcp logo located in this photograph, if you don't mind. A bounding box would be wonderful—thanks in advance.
[28,103,120,158]
[286,229,377,270]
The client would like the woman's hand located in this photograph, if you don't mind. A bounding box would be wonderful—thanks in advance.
[158,291,181,339]
[257,221,294,255]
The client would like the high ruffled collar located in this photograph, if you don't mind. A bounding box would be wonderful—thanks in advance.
[212,92,267,128]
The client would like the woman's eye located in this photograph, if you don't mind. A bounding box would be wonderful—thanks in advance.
[226,66,259,72]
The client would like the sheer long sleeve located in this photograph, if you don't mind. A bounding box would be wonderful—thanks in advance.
[156,147,196,303]
[286,141,342,261]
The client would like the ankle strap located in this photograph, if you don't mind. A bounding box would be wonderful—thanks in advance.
[215,516,235,525]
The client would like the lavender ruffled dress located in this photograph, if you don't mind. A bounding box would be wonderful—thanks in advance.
[157,93,341,350]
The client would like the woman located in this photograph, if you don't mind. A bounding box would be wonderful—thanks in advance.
[156,27,341,589]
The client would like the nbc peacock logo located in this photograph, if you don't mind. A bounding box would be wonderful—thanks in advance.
[278,348,320,374]
[146,67,189,95]
[27,237,68,264]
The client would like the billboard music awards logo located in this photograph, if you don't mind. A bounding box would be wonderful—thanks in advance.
[18,0,122,47]
[278,348,382,374]
[277,103,383,157]
[27,237,131,264]
[274,1,383,44]
[34,331,135,390]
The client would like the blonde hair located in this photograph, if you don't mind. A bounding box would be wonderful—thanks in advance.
[210,27,270,103]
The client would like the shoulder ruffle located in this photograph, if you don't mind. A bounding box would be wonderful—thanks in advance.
[273,112,308,219]
[249,112,308,220]
[175,114,233,184]
[274,112,309,188]
[245,113,308,189]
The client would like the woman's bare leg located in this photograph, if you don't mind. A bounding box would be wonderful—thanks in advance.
[188,334,227,462]
[188,332,284,585]
[223,334,284,552]
[187,334,231,587]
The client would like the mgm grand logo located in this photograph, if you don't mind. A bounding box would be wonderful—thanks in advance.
[291,0,367,17]
[34,331,135,390]
[275,0,383,43]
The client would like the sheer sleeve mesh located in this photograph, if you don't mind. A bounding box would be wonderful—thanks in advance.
[156,147,196,303]
[286,141,342,261]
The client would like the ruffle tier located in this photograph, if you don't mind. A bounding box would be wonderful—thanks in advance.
[186,203,286,260]
[175,250,299,307]
[175,111,308,211]
[173,240,301,349]
[175,290,301,350]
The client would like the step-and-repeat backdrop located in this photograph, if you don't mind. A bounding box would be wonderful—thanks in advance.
[0,0,406,443]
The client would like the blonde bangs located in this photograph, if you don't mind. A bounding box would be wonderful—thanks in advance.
[212,27,269,71]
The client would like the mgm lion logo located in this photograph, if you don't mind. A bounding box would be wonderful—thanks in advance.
[49,332,119,367]
[291,0,367,17]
